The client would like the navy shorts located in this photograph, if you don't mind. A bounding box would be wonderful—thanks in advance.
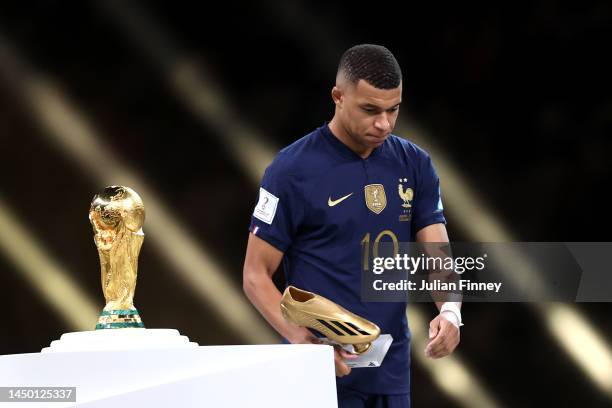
[337,386,410,408]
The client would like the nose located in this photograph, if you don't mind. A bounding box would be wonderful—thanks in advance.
[373,113,391,133]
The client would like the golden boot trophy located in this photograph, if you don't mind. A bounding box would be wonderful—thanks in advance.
[280,286,380,354]
[90,186,145,330]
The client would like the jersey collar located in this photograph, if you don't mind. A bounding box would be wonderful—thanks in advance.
[320,122,385,160]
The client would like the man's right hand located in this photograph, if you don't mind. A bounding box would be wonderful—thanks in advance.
[285,326,356,377]
[334,345,357,377]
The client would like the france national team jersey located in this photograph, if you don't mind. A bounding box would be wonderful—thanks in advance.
[249,123,446,395]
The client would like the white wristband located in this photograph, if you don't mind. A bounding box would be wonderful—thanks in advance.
[440,302,463,327]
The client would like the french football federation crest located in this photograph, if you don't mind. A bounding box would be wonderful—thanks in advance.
[398,180,413,208]
[364,184,387,214]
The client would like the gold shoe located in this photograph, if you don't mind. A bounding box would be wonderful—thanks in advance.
[280,286,380,354]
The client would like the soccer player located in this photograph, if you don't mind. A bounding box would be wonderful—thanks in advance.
[243,44,461,407]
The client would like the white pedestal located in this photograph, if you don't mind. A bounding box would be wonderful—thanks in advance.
[0,343,337,407]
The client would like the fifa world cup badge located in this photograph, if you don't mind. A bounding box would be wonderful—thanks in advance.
[364,184,387,214]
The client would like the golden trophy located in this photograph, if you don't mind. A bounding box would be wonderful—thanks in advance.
[90,186,145,330]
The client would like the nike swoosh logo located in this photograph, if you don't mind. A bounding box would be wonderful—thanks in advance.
[328,192,354,207]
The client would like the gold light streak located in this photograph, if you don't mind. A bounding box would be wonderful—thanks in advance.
[0,198,98,331]
[396,120,612,399]
[0,36,276,343]
[407,307,502,408]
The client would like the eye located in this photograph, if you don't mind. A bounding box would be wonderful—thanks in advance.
[362,107,377,113]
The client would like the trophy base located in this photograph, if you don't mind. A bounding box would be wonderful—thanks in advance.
[95,308,144,330]
[41,328,199,352]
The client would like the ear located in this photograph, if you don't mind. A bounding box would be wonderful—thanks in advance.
[331,86,343,107]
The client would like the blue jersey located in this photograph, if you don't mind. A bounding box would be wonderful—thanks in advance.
[249,123,446,395]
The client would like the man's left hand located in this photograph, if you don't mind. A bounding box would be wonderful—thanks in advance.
[424,314,460,358]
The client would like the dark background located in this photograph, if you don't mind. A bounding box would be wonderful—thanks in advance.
[0,1,610,406]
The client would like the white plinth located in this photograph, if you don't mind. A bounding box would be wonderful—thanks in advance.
[0,344,337,407]
[41,328,198,352]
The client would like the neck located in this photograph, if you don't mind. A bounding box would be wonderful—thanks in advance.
[328,117,374,159]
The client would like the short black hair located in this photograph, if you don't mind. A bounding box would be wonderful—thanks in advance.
[337,44,402,89]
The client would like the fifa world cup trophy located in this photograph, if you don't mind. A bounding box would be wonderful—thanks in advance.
[89,186,146,330]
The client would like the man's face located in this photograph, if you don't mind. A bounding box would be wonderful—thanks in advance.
[335,79,402,150]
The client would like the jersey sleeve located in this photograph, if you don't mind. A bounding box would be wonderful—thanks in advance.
[249,160,304,252]
[411,153,446,235]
